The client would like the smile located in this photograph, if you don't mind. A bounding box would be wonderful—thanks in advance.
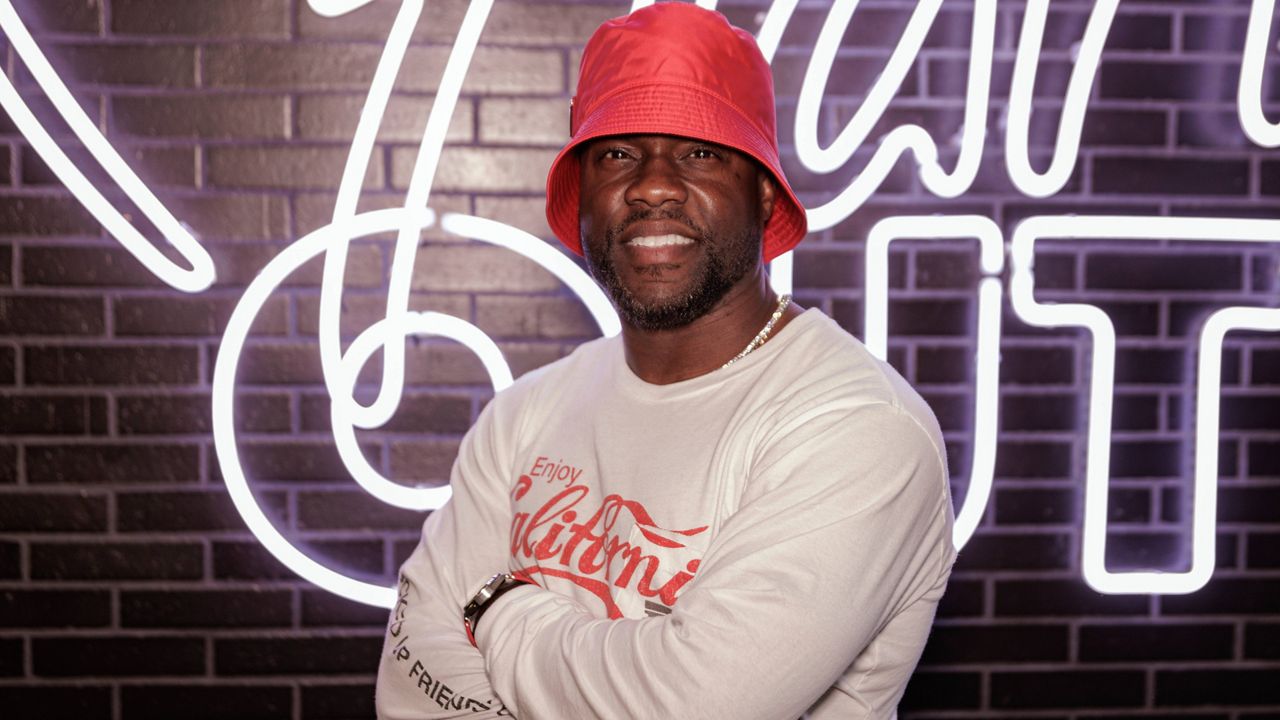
[626,234,696,248]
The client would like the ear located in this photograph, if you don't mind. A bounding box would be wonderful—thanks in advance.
[757,170,776,226]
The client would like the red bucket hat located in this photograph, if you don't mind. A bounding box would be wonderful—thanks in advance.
[545,2,807,262]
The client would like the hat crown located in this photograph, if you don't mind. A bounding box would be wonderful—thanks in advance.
[574,3,776,140]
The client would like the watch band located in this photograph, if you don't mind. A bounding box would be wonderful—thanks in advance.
[463,572,531,647]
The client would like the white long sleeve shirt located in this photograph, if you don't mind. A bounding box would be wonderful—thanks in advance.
[377,309,955,720]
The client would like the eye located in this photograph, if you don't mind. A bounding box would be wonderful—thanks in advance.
[601,147,633,162]
[688,146,720,160]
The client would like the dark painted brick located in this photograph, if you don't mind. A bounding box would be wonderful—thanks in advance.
[1093,157,1248,197]
[0,348,11,386]
[899,671,981,712]
[1245,623,1280,659]
[0,296,103,335]
[1101,61,1238,102]
[934,579,983,618]
[213,541,295,580]
[1221,393,1280,431]
[1112,394,1159,431]
[956,532,1071,571]
[113,95,289,139]
[993,670,1145,708]
[301,683,376,720]
[33,637,205,677]
[118,490,253,533]
[1000,346,1074,384]
[1114,348,1185,384]
[122,685,292,720]
[0,687,111,720]
[914,249,979,289]
[1109,487,1152,523]
[996,579,1148,617]
[888,299,971,336]
[0,197,99,234]
[112,0,288,37]
[216,636,382,675]
[119,392,290,435]
[1080,623,1233,661]
[31,542,203,580]
[1156,669,1280,705]
[1162,579,1280,616]
[994,441,1073,479]
[27,444,199,484]
[1219,486,1280,523]
[1255,349,1280,384]
[0,395,97,434]
[43,43,196,87]
[1111,440,1180,478]
[1104,532,1185,571]
[914,347,967,384]
[0,541,18,578]
[122,590,292,629]
[24,346,199,386]
[1001,394,1077,432]
[0,589,110,628]
[1250,441,1280,478]
[1086,253,1242,291]
[0,445,14,483]
[921,624,1068,664]
[302,590,390,628]
[22,246,165,288]
[113,295,287,337]
[1249,532,1280,568]
[793,248,857,288]
[995,487,1076,525]
[0,638,20,676]
[0,492,107,532]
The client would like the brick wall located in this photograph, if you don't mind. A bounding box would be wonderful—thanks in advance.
[0,0,1276,718]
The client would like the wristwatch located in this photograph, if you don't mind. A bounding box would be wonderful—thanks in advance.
[463,572,530,646]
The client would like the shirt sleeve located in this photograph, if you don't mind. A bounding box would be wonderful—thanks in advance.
[475,402,954,720]
[376,398,520,720]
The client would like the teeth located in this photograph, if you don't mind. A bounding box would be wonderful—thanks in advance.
[629,234,694,248]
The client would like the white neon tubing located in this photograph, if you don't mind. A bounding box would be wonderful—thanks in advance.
[215,208,439,609]
[332,312,513,511]
[1005,0,1117,198]
[439,213,621,338]
[0,1,213,293]
[325,0,495,433]
[797,0,996,231]
[1010,215,1280,594]
[1238,0,1280,147]
[755,0,799,63]
[306,0,378,18]
[864,216,1003,550]
[320,0,425,429]
[769,252,793,297]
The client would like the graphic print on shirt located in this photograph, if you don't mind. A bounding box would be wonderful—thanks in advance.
[509,455,709,619]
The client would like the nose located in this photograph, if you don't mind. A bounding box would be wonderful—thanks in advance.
[624,154,687,208]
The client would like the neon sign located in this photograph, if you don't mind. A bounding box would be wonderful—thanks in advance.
[4,0,1277,606]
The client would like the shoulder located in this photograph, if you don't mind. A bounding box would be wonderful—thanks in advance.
[756,309,945,457]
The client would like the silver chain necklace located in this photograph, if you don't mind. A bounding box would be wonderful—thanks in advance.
[721,294,792,369]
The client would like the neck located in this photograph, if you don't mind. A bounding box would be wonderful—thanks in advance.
[620,270,802,385]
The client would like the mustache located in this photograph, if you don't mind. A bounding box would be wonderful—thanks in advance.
[603,208,708,246]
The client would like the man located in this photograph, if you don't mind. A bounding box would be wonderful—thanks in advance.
[377,4,954,718]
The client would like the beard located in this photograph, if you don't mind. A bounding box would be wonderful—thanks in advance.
[583,208,762,332]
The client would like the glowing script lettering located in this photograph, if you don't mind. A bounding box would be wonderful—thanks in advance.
[7,0,1280,605]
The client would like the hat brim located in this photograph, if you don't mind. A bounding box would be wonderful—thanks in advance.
[545,82,807,263]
